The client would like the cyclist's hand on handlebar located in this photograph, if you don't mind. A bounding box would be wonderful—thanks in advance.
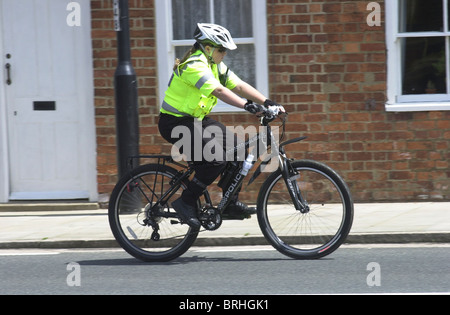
[245,99,287,118]
[244,100,265,115]
[264,99,286,116]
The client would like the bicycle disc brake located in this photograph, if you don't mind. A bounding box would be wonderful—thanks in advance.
[199,206,222,231]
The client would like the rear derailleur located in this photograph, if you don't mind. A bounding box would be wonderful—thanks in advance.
[137,203,162,241]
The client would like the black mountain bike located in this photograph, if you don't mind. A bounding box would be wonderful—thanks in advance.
[108,109,353,262]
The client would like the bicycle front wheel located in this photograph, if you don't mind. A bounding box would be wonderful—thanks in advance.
[257,160,353,259]
[108,164,199,262]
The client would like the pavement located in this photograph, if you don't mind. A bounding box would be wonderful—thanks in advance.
[0,201,449,249]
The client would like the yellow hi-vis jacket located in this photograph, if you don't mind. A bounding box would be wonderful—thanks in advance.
[160,50,242,120]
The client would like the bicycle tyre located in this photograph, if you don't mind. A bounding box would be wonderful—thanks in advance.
[108,164,199,262]
[257,160,353,259]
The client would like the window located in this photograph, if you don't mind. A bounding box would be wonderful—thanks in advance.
[386,0,450,111]
[155,0,268,112]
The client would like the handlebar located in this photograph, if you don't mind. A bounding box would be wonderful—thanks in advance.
[259,109,288,126]
[243,100,288,144]
[244,100,287,120]
[243,100,288,126]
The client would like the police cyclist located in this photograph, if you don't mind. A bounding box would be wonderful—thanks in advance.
[158,23,285,228]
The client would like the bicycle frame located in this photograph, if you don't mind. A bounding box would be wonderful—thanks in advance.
[126,114,310,217]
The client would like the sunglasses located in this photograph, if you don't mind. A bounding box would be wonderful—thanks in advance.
[217,47,228,53]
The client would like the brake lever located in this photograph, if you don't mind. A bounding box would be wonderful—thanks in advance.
[279,112,288,124]
[258,109,288,126]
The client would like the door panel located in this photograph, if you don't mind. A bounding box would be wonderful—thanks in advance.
[1,0,96,200]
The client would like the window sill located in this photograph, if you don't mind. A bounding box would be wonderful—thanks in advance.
[385,102,450,112]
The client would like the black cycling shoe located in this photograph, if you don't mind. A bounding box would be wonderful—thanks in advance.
[172,198,201,229]
[222,201,257,220]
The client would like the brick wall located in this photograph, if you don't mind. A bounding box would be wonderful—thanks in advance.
[266,0,449,201]
[91,0,450,203]
[91,0,162,197]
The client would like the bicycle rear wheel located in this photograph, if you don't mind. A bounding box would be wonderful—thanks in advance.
[257,160,353,259]
[108,164,199,262]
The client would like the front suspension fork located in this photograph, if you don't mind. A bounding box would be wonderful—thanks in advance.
[281,158,310,213]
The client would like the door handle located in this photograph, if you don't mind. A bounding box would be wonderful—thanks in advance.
[5,63,12,85]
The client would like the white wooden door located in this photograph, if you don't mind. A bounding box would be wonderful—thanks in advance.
[1,0,97,200]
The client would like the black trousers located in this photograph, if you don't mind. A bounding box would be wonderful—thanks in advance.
[158,113,241,205]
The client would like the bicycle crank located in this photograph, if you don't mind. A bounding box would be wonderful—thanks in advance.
[199,206,222,231]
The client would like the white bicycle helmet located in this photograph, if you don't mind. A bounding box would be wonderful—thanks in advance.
[194,23,237,50]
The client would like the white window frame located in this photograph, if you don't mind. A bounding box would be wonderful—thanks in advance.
[155,0,268,112]
[385,0,450,111]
